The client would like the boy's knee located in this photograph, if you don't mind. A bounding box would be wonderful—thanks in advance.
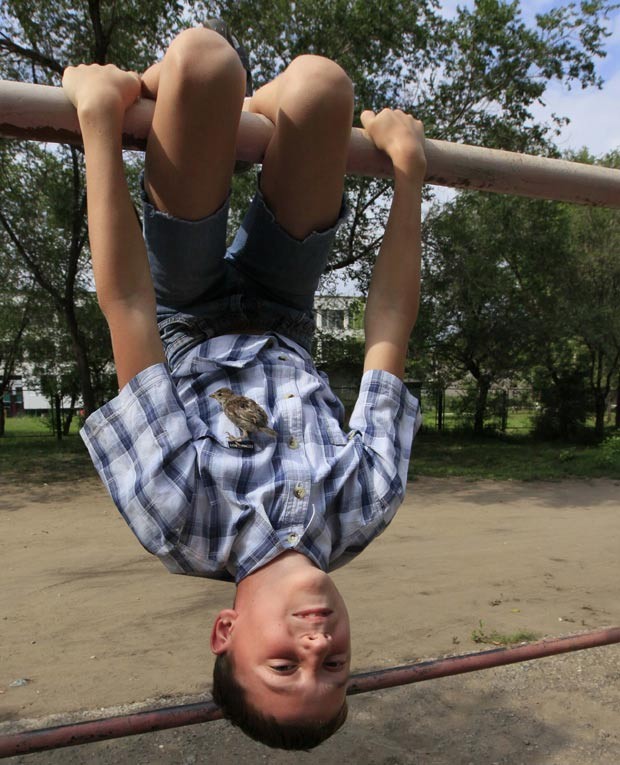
[283,55,354,115]
[164,27,245,90]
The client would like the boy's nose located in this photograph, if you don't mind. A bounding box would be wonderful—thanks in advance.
[301,631,332,653]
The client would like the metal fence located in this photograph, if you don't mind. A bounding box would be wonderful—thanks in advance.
[418,386,537,433]
[332,384,538,434]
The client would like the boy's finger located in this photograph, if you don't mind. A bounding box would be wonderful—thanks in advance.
[360,109,376,128]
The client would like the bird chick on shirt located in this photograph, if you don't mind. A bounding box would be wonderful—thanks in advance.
[210,387,277,446]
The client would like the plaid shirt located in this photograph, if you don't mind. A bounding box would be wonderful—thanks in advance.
[81,333,421,583]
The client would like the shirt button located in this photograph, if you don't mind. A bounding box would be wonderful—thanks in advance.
[287,532,299,544]
[278,354,287,361]
[288,437,300,449]
[285,393,295,399]
[294,485,306,499]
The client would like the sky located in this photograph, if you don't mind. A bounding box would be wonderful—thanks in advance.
[441,0,620,156]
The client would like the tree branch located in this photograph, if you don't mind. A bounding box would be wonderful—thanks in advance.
[88,0,109,63]
[0,33,63,76]
[65,147,86,296]
[1,285,33,390]
[326,232,385,272]
[0,206,61,302]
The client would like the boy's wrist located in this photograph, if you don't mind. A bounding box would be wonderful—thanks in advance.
[77,97,126,136]
[390,148,426,184]
[77,93,125,121]
[392,161,425,189]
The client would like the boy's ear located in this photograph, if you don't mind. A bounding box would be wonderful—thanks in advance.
[210,609,237,654]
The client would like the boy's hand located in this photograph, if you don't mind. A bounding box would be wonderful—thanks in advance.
[62,64,141,117]
[361,108,426,180]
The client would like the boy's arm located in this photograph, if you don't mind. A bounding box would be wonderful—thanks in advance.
[361,109,426,380]
[63,64,166,389]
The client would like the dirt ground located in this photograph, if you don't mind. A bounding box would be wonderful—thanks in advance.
[1,476,619,764]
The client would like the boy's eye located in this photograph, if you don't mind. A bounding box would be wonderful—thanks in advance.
[271,664,296,672]
[324,659,346,670]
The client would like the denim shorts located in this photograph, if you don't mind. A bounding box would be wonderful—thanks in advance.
[142,175,348,369]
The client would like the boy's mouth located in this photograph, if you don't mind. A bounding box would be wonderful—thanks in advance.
[293,608,333,619]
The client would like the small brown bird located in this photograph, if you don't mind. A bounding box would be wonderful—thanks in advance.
[209,387,277,445]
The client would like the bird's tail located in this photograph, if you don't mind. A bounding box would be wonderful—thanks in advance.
[260,427,277,438]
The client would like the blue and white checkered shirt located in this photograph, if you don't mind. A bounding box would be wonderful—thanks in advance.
[81,333,421,583]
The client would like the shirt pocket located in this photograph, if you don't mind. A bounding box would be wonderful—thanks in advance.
[186,415,240,451]
[325,419,351,446]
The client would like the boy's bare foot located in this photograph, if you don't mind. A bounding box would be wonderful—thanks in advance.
[62,64,141,117]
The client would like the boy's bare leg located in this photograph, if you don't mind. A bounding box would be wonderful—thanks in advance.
[247,55,354,239]
[143,28,246,221]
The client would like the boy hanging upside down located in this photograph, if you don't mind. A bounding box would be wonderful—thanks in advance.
[67,22,425,750]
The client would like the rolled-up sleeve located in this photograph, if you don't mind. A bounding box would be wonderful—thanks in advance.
[348,369,422,511]
[80,363,200,565]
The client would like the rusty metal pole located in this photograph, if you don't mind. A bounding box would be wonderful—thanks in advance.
[1,80,619,207]
[1,626,619,758]
[346,625,620,694]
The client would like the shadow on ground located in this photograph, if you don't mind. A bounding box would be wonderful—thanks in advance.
[1,681,574,765]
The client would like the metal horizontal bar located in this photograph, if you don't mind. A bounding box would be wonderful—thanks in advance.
[1,626,618,758]
[347,625,620,694]
[1,80,619,207]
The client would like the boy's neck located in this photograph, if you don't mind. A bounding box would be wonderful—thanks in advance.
[235,551,327,605]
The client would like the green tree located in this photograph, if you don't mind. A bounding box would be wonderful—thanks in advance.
[23,292,114,435]
[210,0,617,291]
[421,192,542,433]
[0,0,616,416]
[421,163,620,440]
[0,268,34,436]
[0,1,186,415]
[562,151,620,438]
[500,151,620,440]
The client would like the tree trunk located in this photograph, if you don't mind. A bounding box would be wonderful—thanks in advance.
[63,392,77,436]
[500,389,509,432]
[0,399,5,437]
[64,303,96,416]
[616,373,620,429]
[54,393,62,442]
[594,392,606,441]
[437,388,444,432]
[474,377,491,435]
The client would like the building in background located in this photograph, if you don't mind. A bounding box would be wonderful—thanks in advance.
[314,295,364,338]
[314,296,365,416]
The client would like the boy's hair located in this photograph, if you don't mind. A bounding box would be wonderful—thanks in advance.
[212,653,348,750]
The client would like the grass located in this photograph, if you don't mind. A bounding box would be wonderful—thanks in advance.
[2,416,620,485]
[471,620,540,646]
[410,430,620,481]
[0,416,94,484]
[2,414,81,436]
[422,408,537,433]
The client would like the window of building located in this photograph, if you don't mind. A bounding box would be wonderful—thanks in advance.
[322,309,346,330]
